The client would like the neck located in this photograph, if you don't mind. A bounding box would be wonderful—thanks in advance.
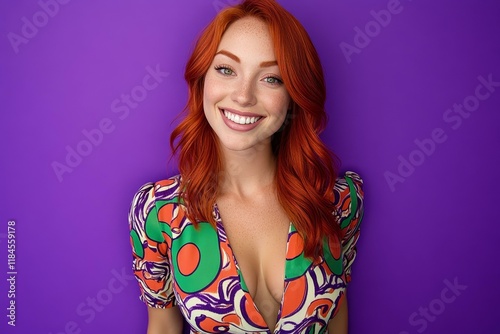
[219,142,276,198]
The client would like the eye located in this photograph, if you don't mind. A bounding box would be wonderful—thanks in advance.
[214,65,235,76]
[263,76,283,85]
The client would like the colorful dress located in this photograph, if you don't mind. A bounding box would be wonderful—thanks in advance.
[128,171,364,334]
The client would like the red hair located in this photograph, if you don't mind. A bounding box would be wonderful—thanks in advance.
[170,0,340,260]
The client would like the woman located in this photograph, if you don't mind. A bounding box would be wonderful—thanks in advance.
[128,0,364,333]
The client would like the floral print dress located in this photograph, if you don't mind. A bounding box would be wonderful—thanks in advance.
[128,171,364,333]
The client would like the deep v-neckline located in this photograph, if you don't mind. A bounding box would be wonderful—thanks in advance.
[213,203,292,332]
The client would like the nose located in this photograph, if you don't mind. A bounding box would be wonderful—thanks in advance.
[231,77,257,107]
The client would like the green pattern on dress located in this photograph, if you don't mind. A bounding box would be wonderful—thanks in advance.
[130,229,144,258]
[285,224,312,280]
[171,222,221,294]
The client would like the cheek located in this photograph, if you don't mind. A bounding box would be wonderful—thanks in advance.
[203,73,225,106]
[269,92,290,120]
[203,75,214,105]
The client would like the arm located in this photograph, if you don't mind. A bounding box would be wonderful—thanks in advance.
[129,183,182,334]
[147,306,184,334]
[327,290,348,334]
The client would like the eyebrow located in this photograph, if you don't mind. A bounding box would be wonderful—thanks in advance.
[215,50,278,68]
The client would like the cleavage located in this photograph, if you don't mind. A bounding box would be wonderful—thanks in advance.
[215,198,290,327]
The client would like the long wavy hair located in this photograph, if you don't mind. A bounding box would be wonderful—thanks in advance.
[170,0,340,260]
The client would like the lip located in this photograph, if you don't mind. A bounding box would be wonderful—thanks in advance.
[218,107,264,132]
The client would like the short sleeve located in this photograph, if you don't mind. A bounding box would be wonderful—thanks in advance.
[128,182,176,308]
[334,171,365,284]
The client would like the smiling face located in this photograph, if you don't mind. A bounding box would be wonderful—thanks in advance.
[203,16,291,154]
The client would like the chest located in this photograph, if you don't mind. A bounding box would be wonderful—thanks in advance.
[216,196,290,327]
[218,196,289,287]
[165,203,346,333]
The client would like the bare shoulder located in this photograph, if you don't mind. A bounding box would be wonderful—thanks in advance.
[146,306,183,334]
[328,290,349,334]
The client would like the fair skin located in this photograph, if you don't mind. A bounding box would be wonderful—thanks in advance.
[146,16,348,333]
[146,307,183,334]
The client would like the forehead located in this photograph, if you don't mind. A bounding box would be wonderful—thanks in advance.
[217,16,274,55]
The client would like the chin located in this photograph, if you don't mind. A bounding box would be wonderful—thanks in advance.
[219,139,256,152]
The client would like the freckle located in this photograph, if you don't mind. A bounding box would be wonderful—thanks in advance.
[233,17,269,40]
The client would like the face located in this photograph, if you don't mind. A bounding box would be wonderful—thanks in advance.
[203,16,291,154]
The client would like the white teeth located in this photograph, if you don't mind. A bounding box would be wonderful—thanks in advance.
[222,110,260,125]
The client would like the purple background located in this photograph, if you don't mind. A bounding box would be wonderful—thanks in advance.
[1,0,499,333]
